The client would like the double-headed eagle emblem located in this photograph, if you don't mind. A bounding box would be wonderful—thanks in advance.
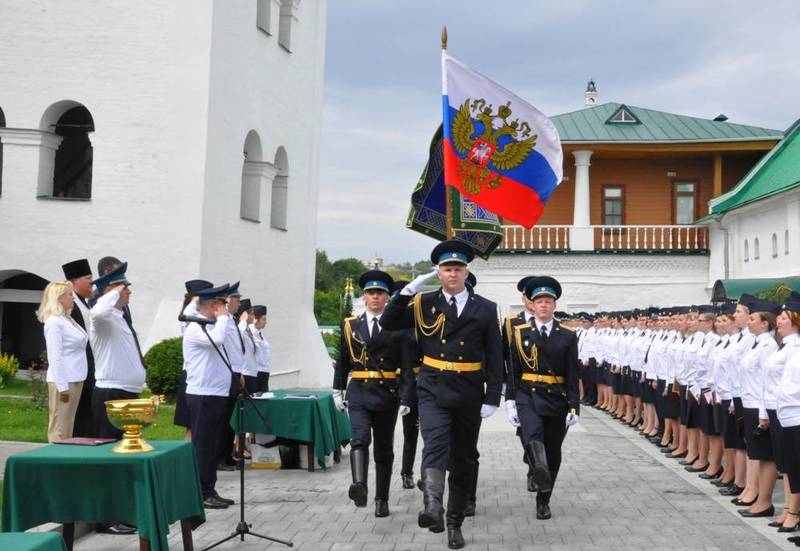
[452,98,538,195]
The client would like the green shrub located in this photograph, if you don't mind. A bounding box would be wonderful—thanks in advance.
[0,353,19,388]
[145,337,184,398]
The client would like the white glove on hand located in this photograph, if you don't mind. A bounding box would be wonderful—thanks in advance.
[480,404,497,418]
[399,405,411,416]
[565,411,580,428]
[505,400,520,427]
[401,269,439,296]
[332,389,346,412]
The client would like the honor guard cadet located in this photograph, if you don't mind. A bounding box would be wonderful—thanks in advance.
[382,240,503,550]
[505,276,580,521]
[182,283,236,509]
[333,270,410,518]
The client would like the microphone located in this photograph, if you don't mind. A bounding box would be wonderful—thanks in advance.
[178,314,215,326]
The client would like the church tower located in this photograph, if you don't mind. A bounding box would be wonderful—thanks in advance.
[584,80,598,107]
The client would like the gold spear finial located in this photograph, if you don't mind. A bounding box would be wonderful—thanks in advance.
[441,26,448,50]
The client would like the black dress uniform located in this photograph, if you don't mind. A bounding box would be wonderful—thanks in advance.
[506,276,580,520]
[333,271,410,518]
[382,240,503,550]
[61,259,96,438]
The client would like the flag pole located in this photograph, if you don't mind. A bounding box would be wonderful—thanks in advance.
[441,26,455,239]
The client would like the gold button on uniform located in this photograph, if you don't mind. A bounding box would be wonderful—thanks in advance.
[440,353,445,358]
[441,339,447,344]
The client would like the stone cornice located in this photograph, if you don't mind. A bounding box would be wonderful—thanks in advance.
[0,128,62,149]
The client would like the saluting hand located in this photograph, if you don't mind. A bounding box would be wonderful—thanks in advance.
[402,269,439,296]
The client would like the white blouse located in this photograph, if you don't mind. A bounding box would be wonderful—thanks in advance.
[762,333,800,418]
[776,344,800,427]
[740,332,778,413]
[44,314,88,392]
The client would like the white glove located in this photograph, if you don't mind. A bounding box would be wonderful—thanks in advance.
[505,400,520,427]
[401,269,439,296]
[480,404,496,418]
[332,389,346,412]
[399,405,411,416]
[565,411,580,428]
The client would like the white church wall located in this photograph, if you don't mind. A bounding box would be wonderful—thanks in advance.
[472,254,711,317]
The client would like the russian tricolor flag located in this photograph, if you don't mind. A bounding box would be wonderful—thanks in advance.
[442,52,563,229]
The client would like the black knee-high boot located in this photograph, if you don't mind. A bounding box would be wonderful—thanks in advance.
[348,448,368,507]
[418,468,445,533]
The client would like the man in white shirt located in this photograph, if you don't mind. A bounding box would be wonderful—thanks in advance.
[217,281,246,470]
[89,262,146,439]
[61,258,96,437]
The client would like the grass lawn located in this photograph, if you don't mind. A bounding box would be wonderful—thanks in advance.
[0,377,33,397]
[0,398,185,443]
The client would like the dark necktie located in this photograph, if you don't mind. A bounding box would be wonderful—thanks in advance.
[371,317,379,340]
[752,341,758,349]
[737,332,744,342]
[779,342,786,350]
[450,296,458,318]
[540,325,548,341]
[724,339,731,348]
[123,313,146,368]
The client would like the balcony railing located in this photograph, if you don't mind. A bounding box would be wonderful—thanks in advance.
[499,224,708,252]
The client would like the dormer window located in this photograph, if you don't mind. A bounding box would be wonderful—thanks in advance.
[606,105,640,125]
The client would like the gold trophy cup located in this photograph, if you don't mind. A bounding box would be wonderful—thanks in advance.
[105,395,164,454]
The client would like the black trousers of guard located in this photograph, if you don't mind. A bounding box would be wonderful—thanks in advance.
[186,393,228,499]
[417,386,482,506]
[217,374,240,464]
[349,401,399,499]
[92,387,138,439]
[401,398,420,476]
[584,358,598,404]
[516,390,568,501]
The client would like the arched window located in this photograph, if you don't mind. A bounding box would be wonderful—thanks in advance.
[786,230,790,255]
[772,233,778,258]
[0,106,5,197]
[240,130,263,222]
[754,237,760,260]
[40,101,94,199]
[744,239,749,262]
[271,147,288,230]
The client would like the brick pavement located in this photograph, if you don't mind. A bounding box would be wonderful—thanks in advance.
[61,407,796,550]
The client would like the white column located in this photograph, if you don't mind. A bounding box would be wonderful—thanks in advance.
[0,128,63,199]
[570,150,594,250]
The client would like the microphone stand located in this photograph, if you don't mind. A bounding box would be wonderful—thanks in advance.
[196,321,293,550]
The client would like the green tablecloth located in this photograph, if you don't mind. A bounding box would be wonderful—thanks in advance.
[0,532,67,551]
[231,389,352,468]
[2,440,204,551]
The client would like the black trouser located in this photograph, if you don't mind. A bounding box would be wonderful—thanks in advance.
[349,400,398,499]
[418,386,482,519]
[72,369,95,437]
[585,359,598,404]
[186,394,228,499]
[256,372,270,393]
[91,387,138,439]
[217,374,240,464]
[516,390,568,501]
[401,398,420,476]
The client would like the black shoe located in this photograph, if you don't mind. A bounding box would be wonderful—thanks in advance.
[401,474,415,489]
[418,468,445,533]
[464,499,476,518]
[667,451,688,458]
[374,498,389,518]
[769,520,783,528]
[678,456,698,465]
[349,448,368,508]
[447,526,465,549]
[660,447,676,454]
[789,535,800,542]
[203,496,229,510]
[739,505,775,518]
[719,485,744,496]
[732,496,758,506]
[213,492,235,505]
[685,463,709,473]
[778,525,800,533]
[699,468,724,480]
[527,471,538,492]
[96,523,138,535]
[536,501,552,520]
[711,478,733,487]
[217,462,235,472]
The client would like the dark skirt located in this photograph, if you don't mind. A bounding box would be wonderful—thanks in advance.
[686,392,701,429]
[721,400,742,448]
[621,370,635,396]
[612,371,623,394]
[641,380,654,404]
[664,383,681,419]
[243,374,259,395]
[699,399,720,436]
[731,397,747,450]
[173,369,190,428]
[256,372,270,393]
[781,423,800,493]
[679,386,689,425]
[631,372,642,398]
[743,407,774,461]
[767,409,785,472]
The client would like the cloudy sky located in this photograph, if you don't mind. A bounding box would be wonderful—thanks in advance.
[316,0,800,263]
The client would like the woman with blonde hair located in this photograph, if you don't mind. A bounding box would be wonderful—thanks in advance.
[37,280,88,442]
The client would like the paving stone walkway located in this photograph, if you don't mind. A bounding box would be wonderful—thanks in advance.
[31,408,798,550]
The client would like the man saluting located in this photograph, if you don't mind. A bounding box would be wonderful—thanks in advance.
[382,240,503,550]
[505,276,580,521]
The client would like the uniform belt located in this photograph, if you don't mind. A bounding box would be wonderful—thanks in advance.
[350,370,397,380]
[521,373,565,384]
[422,356,482,372]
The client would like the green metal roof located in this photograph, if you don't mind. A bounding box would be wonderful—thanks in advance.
[712,277,800,302]
[551,102,783,143]
[710,119,800,214]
